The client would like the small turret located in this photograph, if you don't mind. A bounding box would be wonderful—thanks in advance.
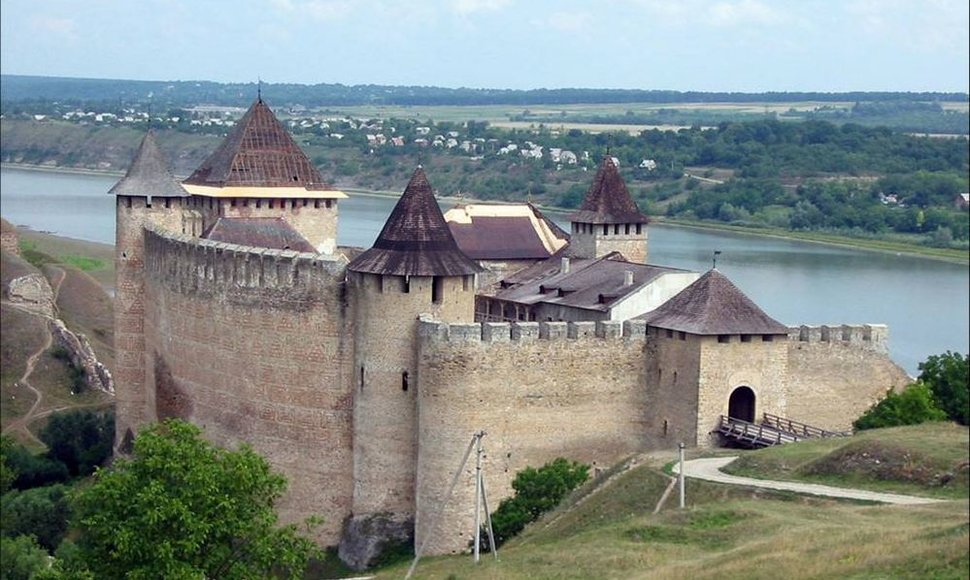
[341,167,481,569]
[568,156,650,263]
[110,130,188,453]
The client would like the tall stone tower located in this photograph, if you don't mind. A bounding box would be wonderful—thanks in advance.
[340,167,482,568]
[640,269,790,447]
[109,130,189,451]
[180,98,346,254]
[568,156,650,263]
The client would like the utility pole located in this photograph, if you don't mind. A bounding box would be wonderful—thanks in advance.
[474,431,483,563]
[678,442,686,509]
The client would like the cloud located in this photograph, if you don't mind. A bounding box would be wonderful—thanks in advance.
[540,11,593,33]
[451,0,514,16]
[706,0,784,27]
[28,15,78,40]
[268,0,353,21]
[846,0,969,53]
[626,0,785,27]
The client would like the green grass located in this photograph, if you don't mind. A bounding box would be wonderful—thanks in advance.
[363,425,968,579]
[59,255,106,272]
[722,423,970,500]
[658,218,970,263]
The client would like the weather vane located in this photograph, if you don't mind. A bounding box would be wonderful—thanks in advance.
[713,250,722,269]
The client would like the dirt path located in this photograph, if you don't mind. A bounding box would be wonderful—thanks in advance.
[674,456,943,505]
[1,266,66,445]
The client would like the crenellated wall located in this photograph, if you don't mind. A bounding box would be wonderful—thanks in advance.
[414,317,650,555]
[140,227,355,545]
[785,324,910,431]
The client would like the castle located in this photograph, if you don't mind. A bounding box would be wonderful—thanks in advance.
[110,98,910,567]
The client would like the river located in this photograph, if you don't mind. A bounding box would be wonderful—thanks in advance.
[2,166,967,376]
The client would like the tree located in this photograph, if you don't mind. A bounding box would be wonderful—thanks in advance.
[0,535,50,580]
[71,419,322,579]
[918,351,969,425]
[39,410,114,477]
[483,458,588,549]
[0,436,16,493]
[0,484,71,550]
[853,383,947,431]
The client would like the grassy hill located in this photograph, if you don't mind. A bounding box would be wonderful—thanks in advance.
[374,425,969,579]
[0,232,114,449]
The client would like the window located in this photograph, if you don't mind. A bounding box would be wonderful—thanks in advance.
[636,224,642,234]
[678,331,686,341]
[666,329,674,338]
[762,335,774,342]
[741,335,752,343]
[402,371,409,392]
[432,276,443,304]
[359,365,365,391]
[718,335,731,343]
[403,276,410,294]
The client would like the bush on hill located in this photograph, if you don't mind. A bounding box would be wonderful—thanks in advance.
[854,383,947,431]
[482,457,589,550]
[918,351,969,425]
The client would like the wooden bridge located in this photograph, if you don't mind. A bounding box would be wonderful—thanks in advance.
[717,413,851,448]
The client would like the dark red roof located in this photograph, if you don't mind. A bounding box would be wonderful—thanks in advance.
[348,168,483,277]
[449,216,552,260]
[108,130,188,198]
[203,217,315,253]
[567,157,648,224]
[183,99,332,190]
[638,269,788,335]
[493,252,689,312]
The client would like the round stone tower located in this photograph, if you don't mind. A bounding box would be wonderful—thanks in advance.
[339,167,482,569]
[568,156,650,263]
[109,130,190,451]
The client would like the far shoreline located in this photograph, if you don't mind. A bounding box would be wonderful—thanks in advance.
[3,162,967,264]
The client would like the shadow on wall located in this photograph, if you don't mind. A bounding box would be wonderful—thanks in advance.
[155,355,193,420]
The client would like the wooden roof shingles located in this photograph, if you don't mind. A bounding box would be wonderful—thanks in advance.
[568,156,649,225]
[203,217,315,253]
[639,269,788,335]
[183,99,332,190]
[108,130,189,198]
[348,167,483,277]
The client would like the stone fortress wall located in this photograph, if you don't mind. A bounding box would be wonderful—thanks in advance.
[132,224,911,556]
[139,226,355,544]
[411,317,908,554]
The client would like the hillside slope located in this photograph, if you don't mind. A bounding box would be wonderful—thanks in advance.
[381,427,969,579]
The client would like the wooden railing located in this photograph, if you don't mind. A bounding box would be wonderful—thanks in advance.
[717,415,800,448]
[761,413,851,439]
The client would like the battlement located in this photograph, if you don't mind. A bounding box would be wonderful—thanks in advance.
[418,315,648,344]
[143,226,346,298]
[787,324,889,353]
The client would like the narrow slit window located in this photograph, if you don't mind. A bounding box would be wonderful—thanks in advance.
[402,371,409,392]
[432,276,443,304]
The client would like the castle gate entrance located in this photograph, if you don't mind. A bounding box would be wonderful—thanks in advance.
[728,386,756,423]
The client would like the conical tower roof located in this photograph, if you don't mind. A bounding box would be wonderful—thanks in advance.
[183,98,333,191]
[568,156,648,224]
[348,167,483,277]
[108,130,188,198]
[639,269,788,335]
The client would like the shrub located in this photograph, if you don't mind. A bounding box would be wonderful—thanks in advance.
[39,410,114,477]
[0,535,50,580]
[1,484,71,550]
[482,457,588,549]
[918,351,969,425]
[854,383,948,431]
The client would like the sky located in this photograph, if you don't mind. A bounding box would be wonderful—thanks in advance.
[1,0,968,93]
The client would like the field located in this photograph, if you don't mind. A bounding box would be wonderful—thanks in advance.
[364,424,969,580]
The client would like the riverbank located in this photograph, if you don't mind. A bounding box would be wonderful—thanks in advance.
[4,163,967,263]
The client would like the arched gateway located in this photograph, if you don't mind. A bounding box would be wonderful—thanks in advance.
[728,386,756,423]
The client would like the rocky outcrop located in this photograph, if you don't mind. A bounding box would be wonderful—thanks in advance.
[338,513,414,570]
[7,273,55,317]
[49,318,115,395]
